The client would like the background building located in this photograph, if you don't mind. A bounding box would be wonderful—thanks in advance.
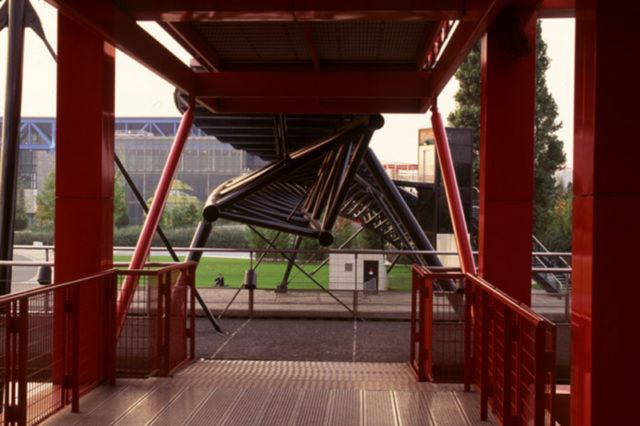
[4,117,264,225]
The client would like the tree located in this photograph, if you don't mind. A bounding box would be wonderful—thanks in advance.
[448,23,566,248]
[15,177,29,230]
[36,170,131,228]
[149,179,202,228]
[447,43,481,183]
[114,171,129,227]
[539,183,572,252]
[532,27,567,238]
[36,171,55,226]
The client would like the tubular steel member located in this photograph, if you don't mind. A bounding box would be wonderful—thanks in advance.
[363,150,442,268]
[201,116,381,247]
[275,235,303,293]
[321,116,383,230]
[0,0,27,295]
[430,104,477,275]
[249,225,357,317]
[116,100,195,335]
[115,154,180,262]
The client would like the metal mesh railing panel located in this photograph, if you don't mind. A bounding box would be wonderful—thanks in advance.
[116,274,159,377]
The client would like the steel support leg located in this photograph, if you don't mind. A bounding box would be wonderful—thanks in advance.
[0,0,26,295]
[275,235,303,293]
[363,150,441,268]
[117,101,195,335]
[430,105,477,275]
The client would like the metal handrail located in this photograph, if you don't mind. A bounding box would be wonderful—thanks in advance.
[0,269,114,304]
[13,244,573,257]
[466,273,555,326]
[0,259,573,274]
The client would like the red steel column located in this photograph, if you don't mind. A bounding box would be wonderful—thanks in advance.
[478,10,536,305]
[572,1,640,424]
[431,105,476,275]
[55,15,115,384]
[116,102,194,334]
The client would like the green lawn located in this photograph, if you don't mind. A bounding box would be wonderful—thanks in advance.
[114,256,412,291]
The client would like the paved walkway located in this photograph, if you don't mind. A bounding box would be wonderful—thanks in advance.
[44,361,496,425]
[197,287,569,322]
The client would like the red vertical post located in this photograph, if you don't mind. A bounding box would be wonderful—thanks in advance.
[17,298,28,425]
[55,15,115,389]
[478,9,536,305]
[572,1,640,424]
[410,268,418,373]
[189,266,196,360]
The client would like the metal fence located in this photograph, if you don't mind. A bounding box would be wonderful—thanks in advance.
[0,263,195,425]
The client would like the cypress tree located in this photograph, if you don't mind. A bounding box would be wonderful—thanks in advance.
[448,23,566,246]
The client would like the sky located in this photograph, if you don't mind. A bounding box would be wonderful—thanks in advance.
[0,1,575,166]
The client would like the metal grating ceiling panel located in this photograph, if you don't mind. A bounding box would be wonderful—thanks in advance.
[192,22,310,64]
[190,21,434,69]
[311,21,432,64]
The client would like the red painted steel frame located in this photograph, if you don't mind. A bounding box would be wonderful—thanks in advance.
[48,0,194,93]
[195,72,430,99]
[430,105,476,276]
[571,1,640,424]
[55,14,116,398]
[121,0,476,22]
[117,103,195,335]
[478,9,536,306]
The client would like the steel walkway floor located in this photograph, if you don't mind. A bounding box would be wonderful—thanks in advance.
[44,360,496,425]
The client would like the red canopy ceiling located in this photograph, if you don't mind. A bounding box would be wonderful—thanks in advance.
[46,0,574,114]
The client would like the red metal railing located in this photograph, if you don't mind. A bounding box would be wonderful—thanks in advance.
[410,266,433,381]
[410,267,467,382]
[467,274,556,425]
[0,271,115,425]
[411,265,556,425]
[116,263,196,377]
[0,262,195,425]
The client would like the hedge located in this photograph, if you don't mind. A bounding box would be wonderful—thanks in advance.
[15,224,248,248]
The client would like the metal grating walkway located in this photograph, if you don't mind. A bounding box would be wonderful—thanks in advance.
[44,361,496,425]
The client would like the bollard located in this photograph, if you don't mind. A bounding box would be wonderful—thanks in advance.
[37,265,52,285]
[244,269,257,318]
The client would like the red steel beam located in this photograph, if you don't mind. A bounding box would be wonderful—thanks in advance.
[430,105,476,275]
[421,0,509,111]
[46,0,194,93]
[538,0,575,18]
[160,22,223,72]
[116,101,195,336]
[194,71,430,99]
[119,0,477,22]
